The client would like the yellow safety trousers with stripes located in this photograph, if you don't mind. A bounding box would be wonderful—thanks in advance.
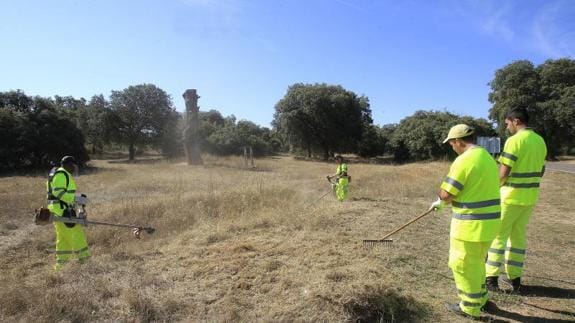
[486,204,533,279]
[335,163,349,201]
[450,238,491,317]
[335,177,349,201]
[47,168,90,271]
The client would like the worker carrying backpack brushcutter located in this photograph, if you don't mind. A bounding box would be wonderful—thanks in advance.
[327,155,350,201]
[46,155,90,271]
[430,124,501,320]
[485,107,547,293]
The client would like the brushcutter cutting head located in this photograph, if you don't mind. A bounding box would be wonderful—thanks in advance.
[132,227,155,239]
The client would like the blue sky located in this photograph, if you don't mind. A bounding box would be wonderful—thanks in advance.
[1,0,574,127]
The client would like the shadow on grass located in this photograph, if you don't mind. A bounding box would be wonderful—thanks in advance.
[519,285,575,299]
[486,306,575,323]
[343,285,429,322]
[522,302,575,318]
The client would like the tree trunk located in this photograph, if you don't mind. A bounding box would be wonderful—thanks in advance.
[129,142,135,161]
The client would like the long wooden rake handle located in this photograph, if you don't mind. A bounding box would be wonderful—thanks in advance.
[364,208,434,243]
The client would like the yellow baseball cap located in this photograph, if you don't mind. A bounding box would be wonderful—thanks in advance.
[443,124,475,143]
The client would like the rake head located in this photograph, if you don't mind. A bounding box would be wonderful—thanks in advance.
[362,239,394,246]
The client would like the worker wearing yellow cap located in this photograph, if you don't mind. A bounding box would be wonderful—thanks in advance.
[485,108,547,292]
[430,124,501,319]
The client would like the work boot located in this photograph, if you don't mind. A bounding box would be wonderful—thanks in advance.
[481,300,498,313]
[502,277,521,293]
[485,276,500,292]
[445,303,480,320]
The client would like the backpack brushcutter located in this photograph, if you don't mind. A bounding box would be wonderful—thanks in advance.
[34,205,155,238]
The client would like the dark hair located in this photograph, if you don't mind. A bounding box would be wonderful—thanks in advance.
[335,155,344,161]
[458,134,476,144]
[505,108,529,125]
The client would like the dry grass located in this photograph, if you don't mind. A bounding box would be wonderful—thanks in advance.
[0,155,574,322]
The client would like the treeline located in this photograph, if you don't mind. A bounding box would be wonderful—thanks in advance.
[272,83,495,161]
[0,84,277,172]
[1,58,573,171]
[274,58,575,161]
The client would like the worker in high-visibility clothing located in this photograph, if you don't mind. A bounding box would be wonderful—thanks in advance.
[47,155,90,271]
[327,155,350,201]
[485,108,547,292]
[430,124,501,319]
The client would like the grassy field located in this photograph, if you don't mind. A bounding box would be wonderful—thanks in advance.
[1,155,574,322]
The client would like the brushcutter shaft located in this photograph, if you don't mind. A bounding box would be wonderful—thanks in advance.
[50,215,155,233]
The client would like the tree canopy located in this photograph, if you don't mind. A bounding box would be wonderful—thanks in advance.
[273,83,372,160]
[108,84,176,161]
[488,58,575,158]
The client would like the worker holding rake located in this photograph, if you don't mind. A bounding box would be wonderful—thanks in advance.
[47,156,90,271]
[327,155,350,201]
[430,124,501,319]
[485,108,547,293]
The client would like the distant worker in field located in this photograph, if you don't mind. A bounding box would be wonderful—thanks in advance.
[430,124,501,319]
[327,155,350,201]
[47,156,90,271]
[485,108,547,293]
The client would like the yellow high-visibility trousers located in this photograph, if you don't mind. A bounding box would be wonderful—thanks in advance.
[449,238,491,317]
[54,222,90,271]
[335,177,349,201]
[486,204,533,279]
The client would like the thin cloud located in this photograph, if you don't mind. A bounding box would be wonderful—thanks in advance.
[333,0,369,14]
[176,0,244,36]
[449,0,515,42]
[533,0,575,58]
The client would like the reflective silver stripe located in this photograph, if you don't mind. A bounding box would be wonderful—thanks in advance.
[56,259,68,264]
[457,289,487,299]
[500,152,517,161]
[489,248,504,255]
[452,199,500,209]
[510,171,544,178]
[506,260,524,267]
[486,260,502,267]
[504,182,540,188]
[461,301,482,307]
[68,190,76,193]
[444,176,464,190]
[506,247,525,254]
[56,246,89,255]
[452,212,500,220]
[53,188,66,191]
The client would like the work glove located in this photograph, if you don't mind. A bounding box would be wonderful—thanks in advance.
[75,194,89,206]
[430,197,447,211]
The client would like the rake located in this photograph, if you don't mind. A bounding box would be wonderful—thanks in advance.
[363,208,434,245]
